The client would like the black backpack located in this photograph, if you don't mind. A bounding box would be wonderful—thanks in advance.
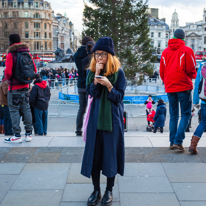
[14,52,35,84]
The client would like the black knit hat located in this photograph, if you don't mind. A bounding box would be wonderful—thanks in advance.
[92,37,115,56]
[9,34,21,45]
[173,29,185,40]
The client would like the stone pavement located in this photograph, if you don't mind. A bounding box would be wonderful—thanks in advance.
[1,132,206,206]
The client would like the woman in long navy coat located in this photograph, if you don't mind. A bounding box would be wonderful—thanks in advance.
[81,37,126,206]
[153,99,167,133]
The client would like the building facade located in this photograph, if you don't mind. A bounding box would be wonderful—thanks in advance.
[170,10,179,36]
[180,21,203,53]
[203,8,206,51]
[0,0,53,55]
[148,17,170,54]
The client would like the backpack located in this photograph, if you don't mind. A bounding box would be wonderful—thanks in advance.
[198,65,206,101]
[14,52,35,84]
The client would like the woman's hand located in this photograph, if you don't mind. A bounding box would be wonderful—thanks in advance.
[95,76,113,92]
[95,62,104,75]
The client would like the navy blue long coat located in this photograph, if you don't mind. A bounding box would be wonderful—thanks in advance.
[81,69,126,178]
[154,103,167,128]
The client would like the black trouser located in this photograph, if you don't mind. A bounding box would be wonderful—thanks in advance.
[91,131,115,192]
[3,105,13,135]
[76,92,87,134]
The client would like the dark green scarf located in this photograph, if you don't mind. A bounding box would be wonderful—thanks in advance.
[87,70,119,132]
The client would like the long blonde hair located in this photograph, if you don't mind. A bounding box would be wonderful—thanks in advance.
[90,53,121,76]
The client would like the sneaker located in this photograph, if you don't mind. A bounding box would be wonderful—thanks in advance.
[25,134,32,142]
[4,136,22,143]
[173,144,185,151]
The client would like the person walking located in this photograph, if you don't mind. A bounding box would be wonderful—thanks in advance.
[29,74,51,136]
[160,29,197,150]
[153,99,167,133]
[189,58,206,154]
[4,34,37,143]
[74,36,94,136]
[0,77,13,135]
[81,37,126,206]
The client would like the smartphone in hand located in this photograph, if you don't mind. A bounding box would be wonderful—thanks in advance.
[95,75,102,79]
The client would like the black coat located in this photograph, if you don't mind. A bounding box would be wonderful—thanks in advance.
[29,79,51,110]
[74,46,88,89]
[81,69,126,178]
[154,103,166,128]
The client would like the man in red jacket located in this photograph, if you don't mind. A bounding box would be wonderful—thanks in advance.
[4,34,37,143]
[160,29,197,151]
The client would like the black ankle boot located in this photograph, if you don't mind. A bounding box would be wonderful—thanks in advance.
[153,128,157,133]
[87,190,101,206]
[160,127,163,133]
[101,190,113,206]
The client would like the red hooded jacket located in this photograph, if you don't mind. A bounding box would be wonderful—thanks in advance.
[160,39,197,93]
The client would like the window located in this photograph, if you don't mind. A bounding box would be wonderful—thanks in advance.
[33,13,40,18]
[37,42,39,50]
[204,37,206,44]
[45,42,47,50]
[151,32,154,37]
[192,39,195,43]
[61,43,64,49]
[34,32,40,38]
[45,32,47,38]
[158,41,161,48]
[25,22,28,29]
[36,2,38,8]
[44,23,47,29]
[4,23,7,29]
[151,41,154,48]
[4,12,9,18]
[61,36,64,42]
[25,32,29,38]
[205,17,206,22]
[34,42,36,50]
[166,33,168,38]
[12,11,19,17]
[205,27,206,31]
[24,12,28,17]
[34,23,40,28]
[45,13,46,18]
[158,32,161,37]
[49,33,51,38]
[4,32,9,38]
[49,24,51,30]
[24,2,28,7]
[14,22,18,29]
[14,2,16,7]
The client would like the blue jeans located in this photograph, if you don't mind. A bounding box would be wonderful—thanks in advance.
[194,104,206,138]
[34,108,48,135]
[3,105,13,135]
[167,91,192,145]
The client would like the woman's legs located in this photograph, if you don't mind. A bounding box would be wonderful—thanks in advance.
[91,131,103,191]
[106,176,115,192]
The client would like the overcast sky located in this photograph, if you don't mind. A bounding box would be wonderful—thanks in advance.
[49,0,206,32]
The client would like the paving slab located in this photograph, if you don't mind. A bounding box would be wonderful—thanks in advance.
[124,137,152,147]
[0,175,18,203]
[163,163,206,182]
[58,154,83,163]
[172,183,206,201]
[66,163,117,184]
[0,154,32,163]
[28,153,61,163]
[1,190,63,206]
[180,202,206,206]
[61,147,85,155]
[120,193,180,206]
[11,163,70,190]
[0,163,25,174]
[143,153,174,163]
[171,152,203,163]
[48,137,85,147]
[125,154,144,162]
[123,163,166,177]
[34,147,64,153]
[6,147,37,154]
[62,184,119,202]
[118,176,173,193]
[125,147,142,154]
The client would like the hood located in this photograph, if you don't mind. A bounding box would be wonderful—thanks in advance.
[201,65,206,79]
[168,39,185,51]
[35,80,47,89]
[75,46,88,59]
[158,104,166,109]
[7,42,29,53]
